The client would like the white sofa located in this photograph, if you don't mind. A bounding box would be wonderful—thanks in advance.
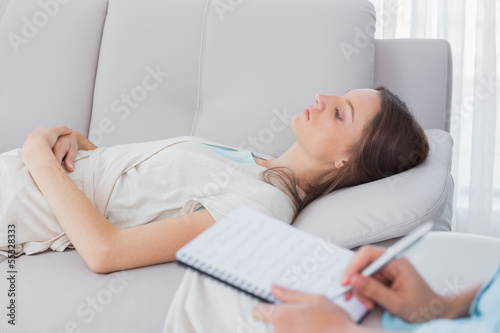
[1,0,489,332]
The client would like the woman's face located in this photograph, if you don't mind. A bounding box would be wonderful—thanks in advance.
[292,88,381,168]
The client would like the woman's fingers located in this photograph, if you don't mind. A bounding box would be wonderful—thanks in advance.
[341,246,385,286]
[253,303,279,322]
[32,126,73,148]
[64,146,77,172]
[348,289,375,310]
[53,142,68,164]
[50,126,72,148]
[64,137,78,172]
[50,130,79,171]
[54,125,72,136]
[350,274,399,313]
[340,246,402,311]
[52,136,71,163]
[271,284,323,304]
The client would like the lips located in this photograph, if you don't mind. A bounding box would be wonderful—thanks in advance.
[303,108,310,120]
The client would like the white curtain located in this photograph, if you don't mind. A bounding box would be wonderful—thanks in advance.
[368,0,500,237]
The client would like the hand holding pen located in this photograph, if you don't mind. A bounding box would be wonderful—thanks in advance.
[254,221,481,330]
[337,222,435,312]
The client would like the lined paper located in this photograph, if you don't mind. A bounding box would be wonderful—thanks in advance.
[176,206,368,322]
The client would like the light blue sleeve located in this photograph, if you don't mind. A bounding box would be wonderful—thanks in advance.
[381,312,422,331]
[382,312,497,332]
[203,144,256,164]
[410,317,497,333]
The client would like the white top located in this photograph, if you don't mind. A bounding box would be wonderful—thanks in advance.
[99,137,295,228]
[0,136,294,257]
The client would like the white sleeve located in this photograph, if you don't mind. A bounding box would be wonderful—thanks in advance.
[181,193,294,224]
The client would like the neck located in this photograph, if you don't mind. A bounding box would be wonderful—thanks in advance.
[255,143,331,191]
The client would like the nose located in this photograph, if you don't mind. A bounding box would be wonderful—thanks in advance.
[315,94,325,111]
[315,94,340,112]
[314,94,332,112]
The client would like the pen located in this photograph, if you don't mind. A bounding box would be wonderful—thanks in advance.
[331,221,435,300]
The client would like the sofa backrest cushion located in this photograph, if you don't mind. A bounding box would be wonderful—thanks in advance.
[88,0,206,149]
[89,0,376,156]
[0,0,107,152]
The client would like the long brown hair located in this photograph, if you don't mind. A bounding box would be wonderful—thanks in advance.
[263,86,429,219]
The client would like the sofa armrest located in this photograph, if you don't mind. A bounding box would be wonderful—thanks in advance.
[406,231,500,290]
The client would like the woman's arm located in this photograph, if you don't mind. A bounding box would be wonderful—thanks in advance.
[22,126,215,273]
[75,131,98,150]
[102,208,215,272]
[431,285,480,320]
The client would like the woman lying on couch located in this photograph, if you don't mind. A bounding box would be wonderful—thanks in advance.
[0,87,428,274]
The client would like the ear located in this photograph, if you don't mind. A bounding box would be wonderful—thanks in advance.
[334,159,347,169]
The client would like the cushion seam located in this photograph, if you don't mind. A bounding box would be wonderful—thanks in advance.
[0,0,10,32]
[87,0,110,135]
[190,0,211,136]
[441,40,449,132]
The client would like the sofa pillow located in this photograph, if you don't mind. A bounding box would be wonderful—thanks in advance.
[293,129,453,248]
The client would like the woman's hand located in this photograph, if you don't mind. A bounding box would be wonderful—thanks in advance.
[52,130,80,172]
[23,125,72,150]
[21,126,82,171]
[341,245,443,323]
[22,126,73,165]
[253,285,359,333]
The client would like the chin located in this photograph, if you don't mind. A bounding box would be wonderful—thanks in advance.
[290,116,300,137]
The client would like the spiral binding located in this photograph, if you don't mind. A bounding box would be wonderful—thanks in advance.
[178,252,274,303]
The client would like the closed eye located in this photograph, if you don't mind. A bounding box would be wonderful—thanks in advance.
[335,108,343,121]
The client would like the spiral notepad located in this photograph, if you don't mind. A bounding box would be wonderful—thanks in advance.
[176,206,368,322]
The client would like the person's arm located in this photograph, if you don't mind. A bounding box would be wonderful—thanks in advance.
[341,246,481,323]
[75,131,98,150]
[22,126,215,273]
[99,208,215,272]
[439,287,480,319]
